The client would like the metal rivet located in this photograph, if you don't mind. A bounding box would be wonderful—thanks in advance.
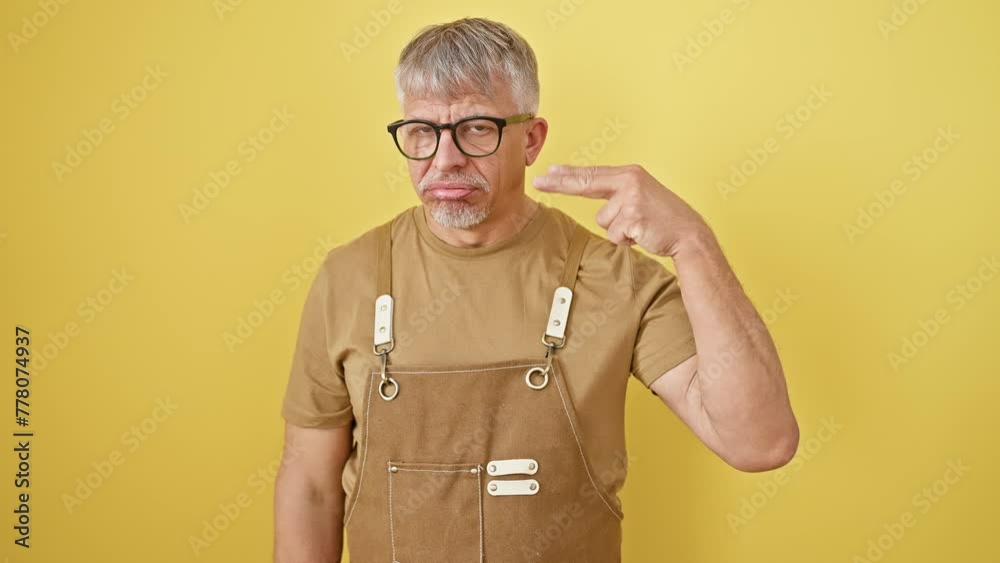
[559,297,566,304]
[390,466,397,472]
[470,467,478,474]
[488,464,496,473]
[529,482,537,490]
[380,305,387,311]
[489,484,497,491]
[379,326,386,333]
[553,320,561,326]
[528,462,536,470]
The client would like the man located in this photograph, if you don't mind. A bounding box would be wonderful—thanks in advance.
[273,17,798,563]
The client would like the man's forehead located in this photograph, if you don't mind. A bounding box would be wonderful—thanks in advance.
[403,93,508,119]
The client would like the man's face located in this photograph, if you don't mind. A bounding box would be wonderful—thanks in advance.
[401,85,543,229]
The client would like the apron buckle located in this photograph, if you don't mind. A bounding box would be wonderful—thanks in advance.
[375,345,399,401]
[525,338,559,390]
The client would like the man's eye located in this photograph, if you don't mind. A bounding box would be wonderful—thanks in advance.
[461,122,494,135]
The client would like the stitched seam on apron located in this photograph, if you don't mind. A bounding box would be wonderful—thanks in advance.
[390,467,478,473]
[368,362,543,376]
[344,374,377,528]
[388,462,396,562]
[477,464,484,562]
[552,367,625,522]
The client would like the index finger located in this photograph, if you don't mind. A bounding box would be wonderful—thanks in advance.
[531,165,626,199]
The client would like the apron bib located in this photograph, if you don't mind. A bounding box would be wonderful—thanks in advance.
[344,220,622,562]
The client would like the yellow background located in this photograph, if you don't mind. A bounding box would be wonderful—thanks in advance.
[2,0,998,561]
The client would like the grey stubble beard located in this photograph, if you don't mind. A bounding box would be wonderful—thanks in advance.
[418,173,493,229]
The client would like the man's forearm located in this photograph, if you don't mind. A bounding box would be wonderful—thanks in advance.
[274,478,345,563]
[672,229,798,469]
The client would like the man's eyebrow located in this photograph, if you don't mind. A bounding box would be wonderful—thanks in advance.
[404,111,493,122]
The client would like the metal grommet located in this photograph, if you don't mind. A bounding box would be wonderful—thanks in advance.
[379,377,399,401]
[525,366,549,390]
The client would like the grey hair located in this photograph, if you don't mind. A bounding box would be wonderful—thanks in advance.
[394,17,539,115]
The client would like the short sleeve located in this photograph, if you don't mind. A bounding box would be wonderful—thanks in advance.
[280,257,354,428]
[629,248,698,388]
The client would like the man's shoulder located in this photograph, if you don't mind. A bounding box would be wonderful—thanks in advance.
[318,205,417,278]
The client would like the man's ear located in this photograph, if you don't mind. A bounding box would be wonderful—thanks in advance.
[523,117,548,166]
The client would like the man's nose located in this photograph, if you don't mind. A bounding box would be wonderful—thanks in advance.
[432,128,468,170]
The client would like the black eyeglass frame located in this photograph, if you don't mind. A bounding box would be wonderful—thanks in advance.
[386,113,535,160]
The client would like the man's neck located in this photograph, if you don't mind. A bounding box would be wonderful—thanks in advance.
[423,195,540,249]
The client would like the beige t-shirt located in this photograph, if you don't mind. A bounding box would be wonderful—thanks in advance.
[280,201,697,511]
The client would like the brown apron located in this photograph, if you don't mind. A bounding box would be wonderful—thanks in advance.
[343,220,623,562]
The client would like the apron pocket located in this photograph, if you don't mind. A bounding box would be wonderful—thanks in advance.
[387,460,484,562]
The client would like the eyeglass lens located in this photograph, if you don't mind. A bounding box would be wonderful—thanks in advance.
[397,119,500,158]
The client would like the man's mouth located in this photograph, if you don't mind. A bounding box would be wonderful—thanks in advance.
[426,182,478,200]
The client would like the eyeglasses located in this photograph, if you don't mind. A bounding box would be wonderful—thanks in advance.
[386,113,534,160]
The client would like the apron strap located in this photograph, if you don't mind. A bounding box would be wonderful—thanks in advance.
[543,225,590,344]
[373,220,395,352]
[375,220,393,298]
[559,225,590,290]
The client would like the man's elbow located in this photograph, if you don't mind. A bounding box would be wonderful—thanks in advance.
[724,422,800,473]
